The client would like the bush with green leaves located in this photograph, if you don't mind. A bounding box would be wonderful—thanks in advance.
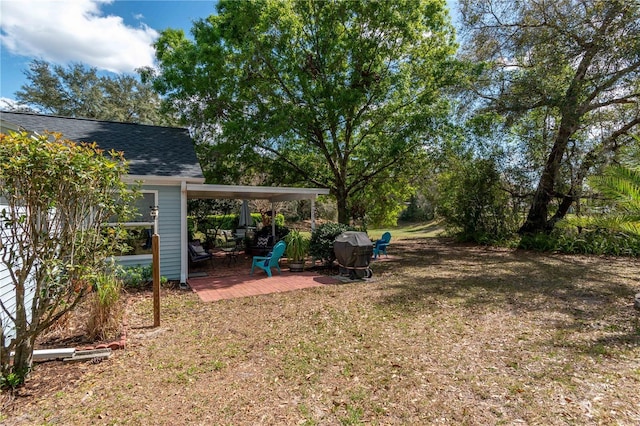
[309,222,357,265]
[518,222,640,256]
[115,264,167,289]
[0,131,135,386]
[437,156,518,244]
[116,264,152,288]
[400,194,435,222]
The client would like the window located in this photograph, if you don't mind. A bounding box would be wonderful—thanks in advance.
[109,191,157,258]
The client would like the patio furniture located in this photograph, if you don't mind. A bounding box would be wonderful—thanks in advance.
[372,232,391,259]
[250,240,286,277]
[188,240,214,265]
[220,230,241,266]
[247,234,275,256]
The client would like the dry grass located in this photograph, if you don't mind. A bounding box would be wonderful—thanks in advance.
[2,238,639,425]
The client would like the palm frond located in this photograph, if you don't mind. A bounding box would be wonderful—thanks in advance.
[591,165,640,203]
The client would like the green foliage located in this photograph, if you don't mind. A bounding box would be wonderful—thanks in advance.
[460,0,640,233]
[518,225,640,257]
[0,131,135,384]
[87,272,123,341]
[521,160,640,255]
[0,370,26,390]
[517,232,560,253]
[153,0,461,223]
[588,163,640,235]
[309,222,356,265]
[437,156,518,244]
[115,264,168,289]
[116,264,152,289]
[284,229,310,262]
[13,59,169,125]
[399,194,435,223]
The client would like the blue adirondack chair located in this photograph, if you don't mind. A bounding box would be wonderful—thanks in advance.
[372,232,391,259]
[250,240,287,277]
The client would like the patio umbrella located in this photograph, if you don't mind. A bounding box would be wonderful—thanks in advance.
[238,199,252,228]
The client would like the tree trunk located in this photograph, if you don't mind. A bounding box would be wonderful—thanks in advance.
[548,192,575,229]
[336,191,350,225]
[10,332,34,384]
[519,113,579,234]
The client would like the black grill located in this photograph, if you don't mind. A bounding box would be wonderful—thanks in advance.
[333,231,373,279]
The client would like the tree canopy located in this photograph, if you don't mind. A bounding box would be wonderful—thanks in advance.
[153,0,460,224]
[459,0,640,234]
[14,59,168,125]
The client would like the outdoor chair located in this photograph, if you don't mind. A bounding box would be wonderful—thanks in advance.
[188,240,214,265]
[220,230,241,266]
[372,232,391,259]
[250,240,286,277]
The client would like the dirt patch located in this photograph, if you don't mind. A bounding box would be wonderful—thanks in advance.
[2,238,639,425]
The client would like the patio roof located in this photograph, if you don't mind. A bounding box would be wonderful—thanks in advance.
[186,184,330,202]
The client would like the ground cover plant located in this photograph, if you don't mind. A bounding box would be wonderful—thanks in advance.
[1,231,639,425]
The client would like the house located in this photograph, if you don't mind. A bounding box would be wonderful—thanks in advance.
[0,111,329,283]
[1,111,329,344]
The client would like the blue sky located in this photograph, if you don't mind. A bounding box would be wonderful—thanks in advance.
[0,0,217,102]
[1,0,460,106]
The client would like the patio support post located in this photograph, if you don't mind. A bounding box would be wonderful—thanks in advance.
[180,180,188,284]
[271,201,276,238]
[311,198,316,231]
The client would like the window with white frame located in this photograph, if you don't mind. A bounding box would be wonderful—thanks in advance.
[108,191,157,257]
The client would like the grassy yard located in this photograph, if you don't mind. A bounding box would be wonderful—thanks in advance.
[2,227,639,425]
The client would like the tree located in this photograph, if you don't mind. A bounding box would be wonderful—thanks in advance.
[458,0,640,234]
[0,131,135,386]
[437,154,519,242]
[14,60,168,125]
[152,0,460,224]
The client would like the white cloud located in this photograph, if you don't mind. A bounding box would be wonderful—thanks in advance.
[0,0,159,73]
[0,97,19,109]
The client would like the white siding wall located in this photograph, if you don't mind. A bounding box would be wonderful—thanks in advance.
[117,185,182,280]
[0,201,35,345]
[1,184,184,344]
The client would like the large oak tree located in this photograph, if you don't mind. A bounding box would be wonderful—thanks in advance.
[152,0,460,224]
[459,0,640,233]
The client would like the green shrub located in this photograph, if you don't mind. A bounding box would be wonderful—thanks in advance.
[518,225,640,256]
[116,264,167,289]
[284,229,310,262]
[399,194,434,222]
[116,264,152,288]
[1,371,25,390]
[309,222,356,264]
[556,228,640,256]
[87,272,123,341]
[518,232,559,252]
[437,157,518,244]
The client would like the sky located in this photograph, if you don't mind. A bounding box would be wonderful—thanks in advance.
[0,0,217,104]
[0,0,460,107]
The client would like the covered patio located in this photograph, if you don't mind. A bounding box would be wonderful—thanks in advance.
[186,249,339,302]
[179,183,330,284]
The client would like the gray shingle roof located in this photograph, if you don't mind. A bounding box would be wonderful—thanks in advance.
[0,111,204,179]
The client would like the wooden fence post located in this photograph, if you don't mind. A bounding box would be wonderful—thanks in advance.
[152,233,160,327]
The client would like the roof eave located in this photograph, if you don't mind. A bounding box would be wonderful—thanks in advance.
[124,175,206,186]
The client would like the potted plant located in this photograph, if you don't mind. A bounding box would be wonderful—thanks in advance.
[284,229,309,272]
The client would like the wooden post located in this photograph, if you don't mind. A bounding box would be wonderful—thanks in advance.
[152,233,160,327]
